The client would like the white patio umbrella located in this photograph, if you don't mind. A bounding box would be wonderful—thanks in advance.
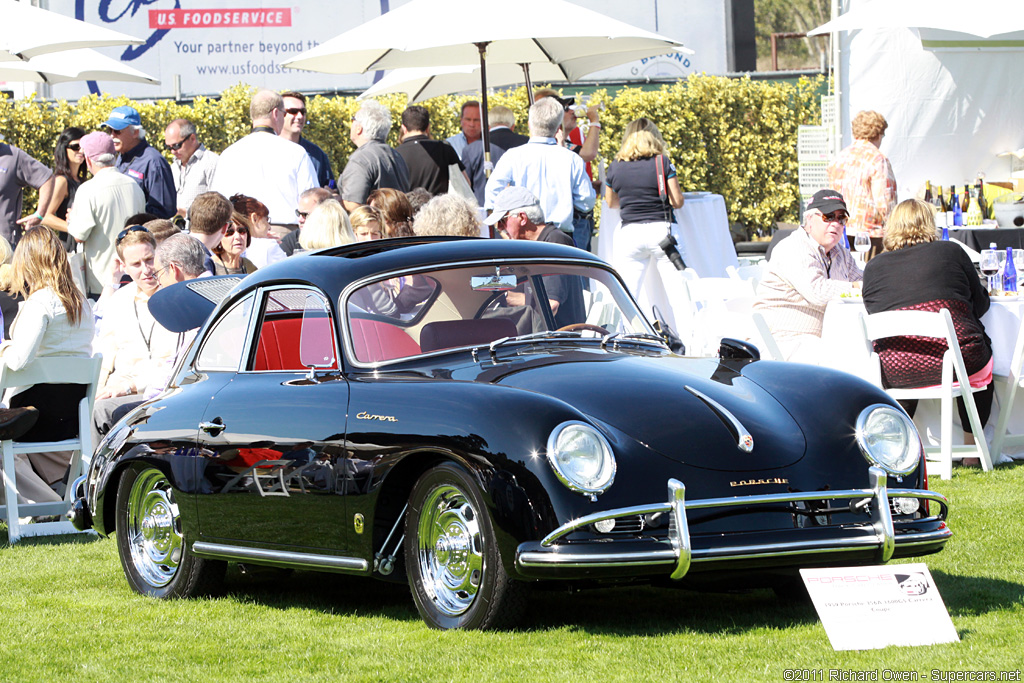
[0,0,143,62]
[283,0,690,157]
[358,62,573,104]
[808,0,1024,39]
[0,48,158,85]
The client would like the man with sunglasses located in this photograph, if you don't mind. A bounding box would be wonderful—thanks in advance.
[753,189,863,364]
[67,132,145,298]
[279,91,334,189]
[212,89,318,232]
[164,118,219,218]
[102,105,176,220]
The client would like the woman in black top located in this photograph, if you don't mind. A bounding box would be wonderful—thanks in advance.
[604,122,684,311]
[862,198,993,443]
[41,127,88,252]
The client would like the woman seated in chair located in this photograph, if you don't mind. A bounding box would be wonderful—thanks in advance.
[0,227,95,502]
[862,198,992,453]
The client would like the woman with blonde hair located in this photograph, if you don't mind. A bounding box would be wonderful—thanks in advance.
[298,199,354,251]
[0,227,95,502]
[604,124,685,326]
[863,198,992,451]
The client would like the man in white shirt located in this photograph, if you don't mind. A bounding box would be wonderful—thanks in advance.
[444,101,481,160]
[754,189,863,363]
[165,118,218,217]
[68,132,146,298]
[211,89,317,233]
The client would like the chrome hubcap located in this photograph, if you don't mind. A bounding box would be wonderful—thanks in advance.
[126,470,183,588]
[417,484,484,617]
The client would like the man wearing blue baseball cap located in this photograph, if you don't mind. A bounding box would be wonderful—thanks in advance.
[103,105,176,220]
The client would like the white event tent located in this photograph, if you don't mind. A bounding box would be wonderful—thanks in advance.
[811,0,1024,200]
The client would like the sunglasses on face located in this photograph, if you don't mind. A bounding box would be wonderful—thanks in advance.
[285,107,306,116]
[165,134,191,151]
[296,209,310,220]
[68,142,81,152]
[226,225,249,237]
[116,225,149,245]
[821,211,849,225]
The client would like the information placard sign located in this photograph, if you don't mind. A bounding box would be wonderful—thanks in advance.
[800,564,959,651]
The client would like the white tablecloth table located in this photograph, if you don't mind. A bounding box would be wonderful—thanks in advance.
[596,194,738,335]
[819,298,1024,461]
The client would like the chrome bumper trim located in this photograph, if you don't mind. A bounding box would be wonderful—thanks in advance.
[519,467,950,576]
[192,542,369,572]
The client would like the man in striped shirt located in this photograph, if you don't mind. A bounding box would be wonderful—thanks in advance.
[754,189,862,364]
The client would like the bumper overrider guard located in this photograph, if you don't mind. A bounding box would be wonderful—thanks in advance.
[515,467,951,577]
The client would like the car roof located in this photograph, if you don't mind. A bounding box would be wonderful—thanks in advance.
[236,236,607,298]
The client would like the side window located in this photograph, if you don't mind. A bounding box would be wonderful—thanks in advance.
[195,294,255,372]
[251,288,339,372]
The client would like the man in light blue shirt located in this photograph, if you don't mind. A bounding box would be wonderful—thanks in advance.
[484,97,595,235]
[444,101,481,160]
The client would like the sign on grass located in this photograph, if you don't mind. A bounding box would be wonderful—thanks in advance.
[800,564,959,651]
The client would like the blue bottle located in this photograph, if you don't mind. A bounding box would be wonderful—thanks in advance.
[952,187,963,227]
[1004,246,1017,294]
[941,225,949,241]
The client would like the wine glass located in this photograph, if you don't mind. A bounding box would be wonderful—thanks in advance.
[853,232,871,265]
[980,249,1000,294]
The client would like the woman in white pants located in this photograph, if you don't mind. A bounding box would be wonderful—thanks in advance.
[604,122,685,328]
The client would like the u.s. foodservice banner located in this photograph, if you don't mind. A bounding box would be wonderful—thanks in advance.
[36,0,727,99]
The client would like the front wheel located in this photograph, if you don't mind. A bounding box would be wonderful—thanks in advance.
[404,462,527,630]
[115,464,224,598]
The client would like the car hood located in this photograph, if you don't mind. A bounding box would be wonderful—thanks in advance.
[492,352,806,472]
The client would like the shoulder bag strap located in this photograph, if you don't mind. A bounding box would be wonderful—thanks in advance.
[655,155,671,223]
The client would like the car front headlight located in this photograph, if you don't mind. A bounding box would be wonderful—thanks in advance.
[855,404,922,475]
[546,421,616,497]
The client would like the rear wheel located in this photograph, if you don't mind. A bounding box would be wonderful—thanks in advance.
[115,464,224,598]
[404,462,527,630]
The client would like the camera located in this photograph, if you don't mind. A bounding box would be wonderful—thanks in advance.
[658,233,686,271]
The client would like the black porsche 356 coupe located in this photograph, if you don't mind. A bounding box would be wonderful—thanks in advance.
[72,237,949,630]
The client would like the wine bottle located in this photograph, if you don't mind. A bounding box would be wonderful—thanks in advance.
[952,187,963,226]
[1004,246,1017,294]
[961,184,970,213]
[936,185,948,212]
[924,181,933,204]
[976,179,988,220]
[966,187,983,226]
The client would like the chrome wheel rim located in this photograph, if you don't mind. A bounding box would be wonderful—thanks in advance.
[416,484,484,617]
[126,469,183,588]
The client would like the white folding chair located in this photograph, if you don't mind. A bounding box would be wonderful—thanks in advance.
[990,317,1024,461]
[726,263,767,288]
[1,355,102,543]
[860,309,993,480]
[686,278,757,354]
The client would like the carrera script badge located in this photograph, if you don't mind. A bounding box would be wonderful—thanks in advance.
[356,411,397,422]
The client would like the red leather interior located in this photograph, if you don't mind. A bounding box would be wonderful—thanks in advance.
[253,316,340,371]
[350,317,421,363]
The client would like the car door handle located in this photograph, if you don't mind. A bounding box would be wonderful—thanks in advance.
[199,419,225,436]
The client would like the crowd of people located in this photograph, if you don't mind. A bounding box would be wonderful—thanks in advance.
[0,87,631,513]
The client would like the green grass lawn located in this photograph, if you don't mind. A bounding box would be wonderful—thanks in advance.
[1,464,1022,682]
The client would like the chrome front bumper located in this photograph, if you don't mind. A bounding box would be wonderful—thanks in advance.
[515,467,951,578]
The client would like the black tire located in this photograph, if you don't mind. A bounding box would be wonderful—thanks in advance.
[115,464,224,598]
[404,462,528,630]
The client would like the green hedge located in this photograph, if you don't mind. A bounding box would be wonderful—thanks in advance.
[1,75,822,234]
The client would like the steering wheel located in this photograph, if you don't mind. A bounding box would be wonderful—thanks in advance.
[557,323,609,335]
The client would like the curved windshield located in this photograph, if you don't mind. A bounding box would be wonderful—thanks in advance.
[344,262,654,364]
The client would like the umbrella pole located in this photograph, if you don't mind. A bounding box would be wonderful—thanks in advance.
[521,63,534,104]
[476,41,496,238]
